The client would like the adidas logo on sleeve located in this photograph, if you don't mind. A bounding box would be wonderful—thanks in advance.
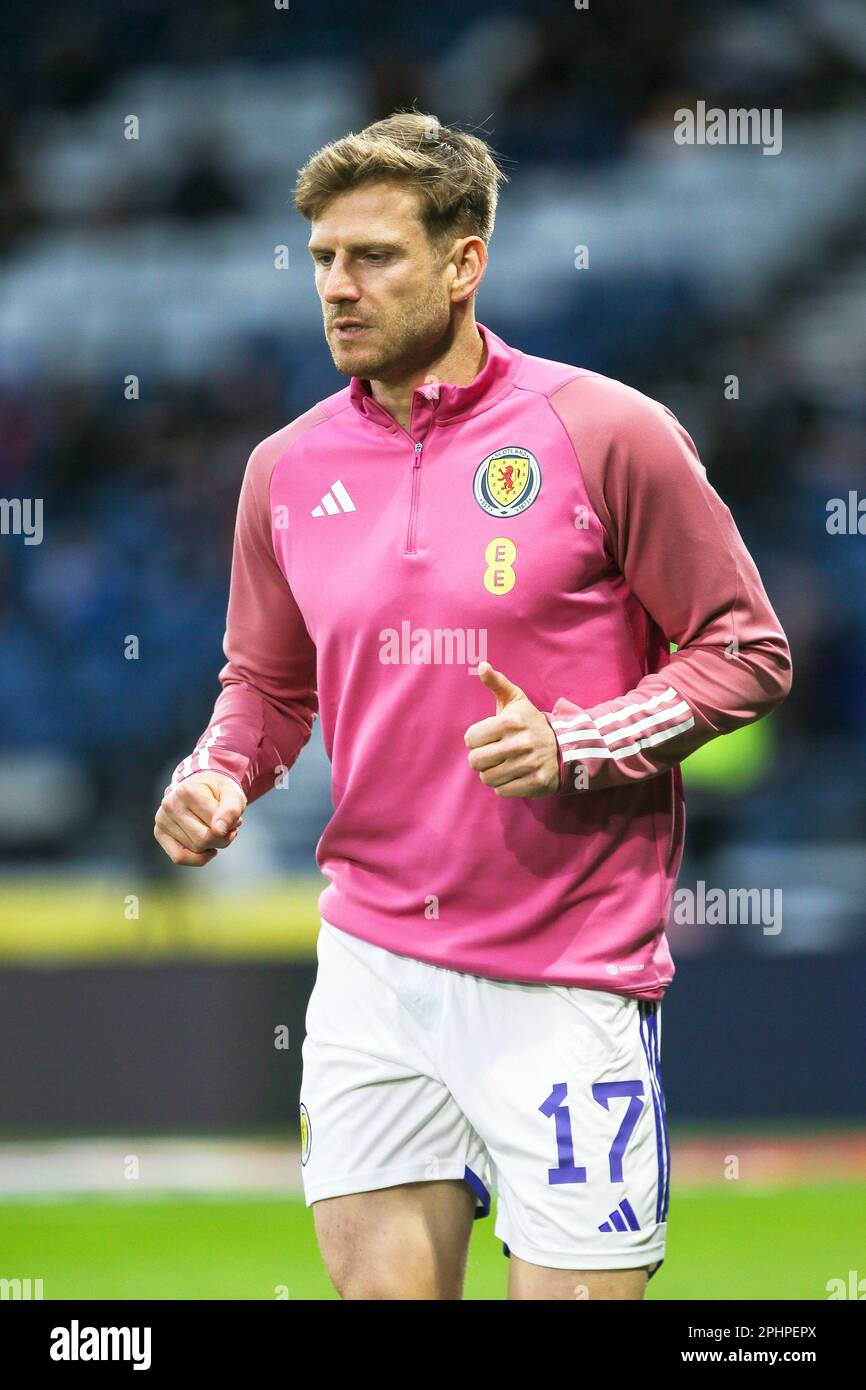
[312,481,356,517]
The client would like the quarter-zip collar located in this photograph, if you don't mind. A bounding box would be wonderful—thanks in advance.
[347,321,522,432]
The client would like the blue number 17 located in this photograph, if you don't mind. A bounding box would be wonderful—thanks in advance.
[539,1080,645,1185]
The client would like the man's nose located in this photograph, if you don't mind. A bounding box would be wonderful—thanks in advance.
[323,256,360,303]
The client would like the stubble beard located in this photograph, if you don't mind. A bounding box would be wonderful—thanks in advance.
[327,294,452,383]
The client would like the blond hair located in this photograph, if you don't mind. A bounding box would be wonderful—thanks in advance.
[294,111,508,247]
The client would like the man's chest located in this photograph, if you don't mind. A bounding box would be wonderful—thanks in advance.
[273,407,611,644]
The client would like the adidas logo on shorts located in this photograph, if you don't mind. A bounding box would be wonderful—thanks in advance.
[598,1198,641,1232]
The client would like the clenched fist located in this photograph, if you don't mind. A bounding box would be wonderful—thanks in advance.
[154,771,247,866]
[464,661,561,797]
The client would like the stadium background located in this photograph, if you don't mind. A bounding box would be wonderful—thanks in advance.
[0,0,864,1299]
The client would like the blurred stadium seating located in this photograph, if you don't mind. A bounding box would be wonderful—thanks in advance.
[0,0,863,1135]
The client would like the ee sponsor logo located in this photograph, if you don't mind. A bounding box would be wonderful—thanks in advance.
[484,537,517,594]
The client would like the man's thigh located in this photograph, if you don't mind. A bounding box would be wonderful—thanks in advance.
[313,1179,477,1299]
[300,923,493,1297]
[441,976,669,1292]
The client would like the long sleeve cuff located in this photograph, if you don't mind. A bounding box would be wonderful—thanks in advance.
[543,678,706,793]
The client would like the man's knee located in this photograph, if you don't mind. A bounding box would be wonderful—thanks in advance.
[333,1266,436,1300]
[319,1234,451,1300]
[508,1255,650,1301]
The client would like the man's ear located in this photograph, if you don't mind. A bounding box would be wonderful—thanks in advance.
[450,236,486,302]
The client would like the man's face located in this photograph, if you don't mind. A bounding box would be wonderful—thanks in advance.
[308,180,457,382]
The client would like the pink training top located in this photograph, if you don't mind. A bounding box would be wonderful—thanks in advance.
[168,322,792,998]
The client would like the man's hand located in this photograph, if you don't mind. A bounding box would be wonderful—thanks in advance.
[154,771,247,866]
[464,662,561,797]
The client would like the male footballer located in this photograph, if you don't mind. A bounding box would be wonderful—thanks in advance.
[154,113,792,1300]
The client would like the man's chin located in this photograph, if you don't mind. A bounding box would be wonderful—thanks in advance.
[328,342,388,380]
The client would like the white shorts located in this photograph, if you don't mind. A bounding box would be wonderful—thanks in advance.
[299,919,669,1273]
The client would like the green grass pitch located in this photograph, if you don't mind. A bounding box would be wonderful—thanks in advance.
[0,1183,861,1300]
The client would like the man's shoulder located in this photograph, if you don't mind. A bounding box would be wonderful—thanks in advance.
[514,350,674,431]
[508,347,697,497]
[244,387,352,481]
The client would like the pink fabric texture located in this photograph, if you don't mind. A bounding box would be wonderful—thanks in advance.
[168,323,791,997]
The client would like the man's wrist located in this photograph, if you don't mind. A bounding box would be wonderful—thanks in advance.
[543,713,569,794]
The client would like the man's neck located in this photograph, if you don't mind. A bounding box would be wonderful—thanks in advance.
[367,321,486,434]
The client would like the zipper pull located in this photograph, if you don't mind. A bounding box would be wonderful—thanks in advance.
[413,440,423,465]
